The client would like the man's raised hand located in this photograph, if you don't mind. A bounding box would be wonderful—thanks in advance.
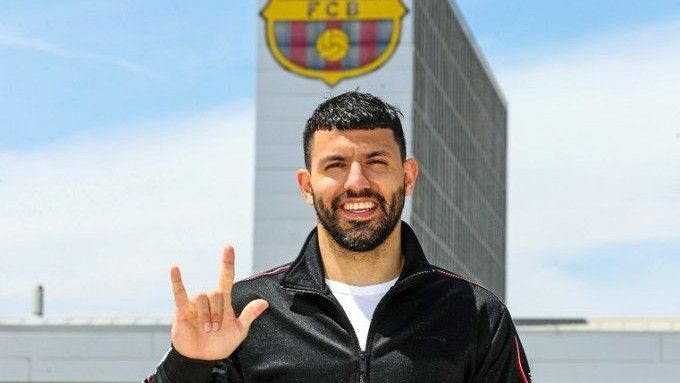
[170,246,269,361]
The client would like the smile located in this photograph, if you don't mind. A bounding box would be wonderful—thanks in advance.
[341,201,376,213]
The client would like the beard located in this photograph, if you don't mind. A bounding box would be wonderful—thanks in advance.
[312,185,405,252]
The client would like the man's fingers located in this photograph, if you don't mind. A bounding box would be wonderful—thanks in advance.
[170,265,189,308]
[195,293,213,333]
[237,299,269,334]
[218,246,236,300]
[208,291,224,331]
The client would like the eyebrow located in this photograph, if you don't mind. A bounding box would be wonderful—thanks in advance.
[366,150,390,159]
[319,150,391,165]
[319,155,347,165]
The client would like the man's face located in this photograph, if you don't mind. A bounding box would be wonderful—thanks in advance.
[297,128,418,252]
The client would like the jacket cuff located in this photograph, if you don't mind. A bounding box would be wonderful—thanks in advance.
[159,346,221,382]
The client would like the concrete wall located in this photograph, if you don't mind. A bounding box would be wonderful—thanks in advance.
[0,320,171,383]
[3,319,680,382]
[521,328,680,383]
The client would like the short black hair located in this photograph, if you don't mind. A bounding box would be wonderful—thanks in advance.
[303,91,406,169]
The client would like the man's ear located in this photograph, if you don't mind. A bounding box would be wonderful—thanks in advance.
[403,157,419,197]
[296,168,314,206]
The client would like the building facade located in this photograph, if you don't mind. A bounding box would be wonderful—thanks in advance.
[410,1,507,297]
[4,318,680,382]
[254,0,507,298]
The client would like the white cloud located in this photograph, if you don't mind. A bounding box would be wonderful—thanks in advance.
[0,29,157,77]
[501,20,680,317]
[0,102,255,316]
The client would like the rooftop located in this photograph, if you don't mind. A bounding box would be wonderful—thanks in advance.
[515,318,680,332]
[2,317,680,331]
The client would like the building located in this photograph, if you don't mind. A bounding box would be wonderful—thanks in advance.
[255,0,508,298]
[3,318,680,382]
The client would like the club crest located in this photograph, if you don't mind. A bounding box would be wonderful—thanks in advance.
[261,0,408,86]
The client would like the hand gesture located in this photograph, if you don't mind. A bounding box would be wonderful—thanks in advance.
[170,246,269,360]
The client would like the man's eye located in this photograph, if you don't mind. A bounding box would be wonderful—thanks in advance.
[326,162,343,170]
[368,160,387,166]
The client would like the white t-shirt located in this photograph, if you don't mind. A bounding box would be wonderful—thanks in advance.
[325,277,399,350]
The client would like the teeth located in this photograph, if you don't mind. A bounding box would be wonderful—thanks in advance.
[343,202,375,211]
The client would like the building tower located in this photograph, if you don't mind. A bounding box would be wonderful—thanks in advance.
[255,0,507,299]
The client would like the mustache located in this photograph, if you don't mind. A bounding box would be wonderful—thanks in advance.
[330,189,387,211]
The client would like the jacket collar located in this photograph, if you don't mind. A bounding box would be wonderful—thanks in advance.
[281,221,435,292]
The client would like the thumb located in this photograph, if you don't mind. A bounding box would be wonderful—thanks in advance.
[237,299,269,334]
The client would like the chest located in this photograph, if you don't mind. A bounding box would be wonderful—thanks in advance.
[235,289,477,383]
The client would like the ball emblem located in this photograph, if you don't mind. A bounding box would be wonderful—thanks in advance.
[316,28,350,62]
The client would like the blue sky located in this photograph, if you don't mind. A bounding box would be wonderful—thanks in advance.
[3,0,680,148]
[1,1,679,318]
[5,0,680,150]
[459,0,680,63]
[1,0,257,149]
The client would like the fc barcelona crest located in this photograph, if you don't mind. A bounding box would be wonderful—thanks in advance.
[261,0,408,86]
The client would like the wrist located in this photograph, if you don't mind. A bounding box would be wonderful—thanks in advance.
[160,345,221,382]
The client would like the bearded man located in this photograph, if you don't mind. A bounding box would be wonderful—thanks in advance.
[144,91,532,382]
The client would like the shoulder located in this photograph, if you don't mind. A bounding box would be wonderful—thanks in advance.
[235,263,292,290]
[431,266,517,346]
[241,264,292,283]
[231,263,292,308]
[430,266,508,314]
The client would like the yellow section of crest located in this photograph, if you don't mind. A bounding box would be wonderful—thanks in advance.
[261,0,408,86]
[262,0,406,21]
[316,29,349,61]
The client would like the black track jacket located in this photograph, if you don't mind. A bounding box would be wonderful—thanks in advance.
[145,222,532,382]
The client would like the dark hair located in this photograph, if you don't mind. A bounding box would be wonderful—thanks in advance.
[303,91,406,169]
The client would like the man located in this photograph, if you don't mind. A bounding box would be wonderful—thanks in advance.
[144,91,532,382]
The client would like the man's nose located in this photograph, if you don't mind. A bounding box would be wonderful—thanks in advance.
[344,161,371,192]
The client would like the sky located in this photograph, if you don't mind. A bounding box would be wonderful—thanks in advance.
[1,1,679,318]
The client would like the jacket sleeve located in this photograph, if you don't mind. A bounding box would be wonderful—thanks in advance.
[142,346,244,383]
[472,307,532,383]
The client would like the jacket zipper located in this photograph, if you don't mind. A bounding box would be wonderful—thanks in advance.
[285,269,434,383]
[358,350,367,383]
[362,269,435,381]
[284,286,366,382]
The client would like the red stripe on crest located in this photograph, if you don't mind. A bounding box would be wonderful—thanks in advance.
[359,21,377,65]
[290,21,307,67]
[324,20,343,70]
